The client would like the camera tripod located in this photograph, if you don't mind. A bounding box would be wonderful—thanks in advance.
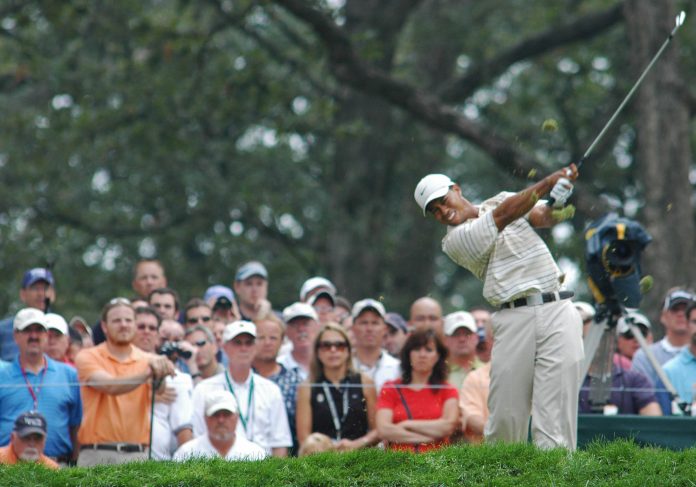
[581,303,689,414]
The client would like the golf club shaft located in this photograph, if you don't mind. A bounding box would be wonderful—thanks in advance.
[547,11,686,207]
[577,15,685,169]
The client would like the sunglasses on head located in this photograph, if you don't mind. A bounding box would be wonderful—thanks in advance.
[109,297,131,306]
[317,340,348,351]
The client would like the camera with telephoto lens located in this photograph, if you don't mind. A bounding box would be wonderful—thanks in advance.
[585,213,652,318]
[158,341,192,360]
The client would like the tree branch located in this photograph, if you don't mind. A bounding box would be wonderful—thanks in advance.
[272,0,603,216]
[438,4,624,102]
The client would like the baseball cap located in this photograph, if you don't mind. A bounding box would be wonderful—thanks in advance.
[385,312,408,333]
[351,299,386,320]
[414,174,454,216]
[444,311,477,336]
[282,302,318,323]
[573,301,596,322]
[235,261,268,282]
[300,277,337,302]
[222,320,256,342]
[616,311,651,336]
[14,411,47,438]
[45,313,69,335]
[204,285,235,309]
[13,308,48,331]
[21,268,54,289]
[308,290,336,307]
[205,390,238,416]
[69,316,92,338]
[662,289,694,311]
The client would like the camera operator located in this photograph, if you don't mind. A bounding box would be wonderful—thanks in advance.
[133,310,194,460]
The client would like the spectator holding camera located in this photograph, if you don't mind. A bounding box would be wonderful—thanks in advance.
[75,298,175,466]
[376,329,459,453]
[132,307,194,460]
[296,324,378,452]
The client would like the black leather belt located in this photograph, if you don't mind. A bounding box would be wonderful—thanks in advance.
[80,443,148,453]
[501,291,574,309]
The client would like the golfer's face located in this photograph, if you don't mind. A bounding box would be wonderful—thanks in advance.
[427,187,466,226]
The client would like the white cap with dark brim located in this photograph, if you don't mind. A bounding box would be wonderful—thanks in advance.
[13,308,48,332]
[222,320,256,342]
[351,298,386,320]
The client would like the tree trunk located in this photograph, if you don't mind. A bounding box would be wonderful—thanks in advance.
[624,0,696,327]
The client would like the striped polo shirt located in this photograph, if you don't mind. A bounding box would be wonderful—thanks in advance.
[442,192,563,306]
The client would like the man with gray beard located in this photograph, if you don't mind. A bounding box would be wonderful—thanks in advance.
[0,411,58,468]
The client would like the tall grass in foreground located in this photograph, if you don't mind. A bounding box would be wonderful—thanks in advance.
[2,440,695,486]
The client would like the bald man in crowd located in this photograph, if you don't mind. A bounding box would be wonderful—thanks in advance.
[408,297,444,335]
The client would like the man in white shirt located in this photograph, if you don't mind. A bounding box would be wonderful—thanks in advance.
[132,306,193,460]
[351,299,400,392]
[173,389,266,461]
[276,302,320,380]
[191,321,292,457]
[414,164,583,450]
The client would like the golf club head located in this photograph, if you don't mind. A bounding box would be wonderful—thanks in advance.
[676,11,686,28]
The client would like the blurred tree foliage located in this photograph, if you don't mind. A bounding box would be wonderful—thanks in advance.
[0,0,694,323]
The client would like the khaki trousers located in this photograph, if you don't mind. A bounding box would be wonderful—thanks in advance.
[77,448,149,467]
[484,299,584,450]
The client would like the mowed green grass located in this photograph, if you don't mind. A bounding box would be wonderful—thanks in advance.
[2,440,695,486]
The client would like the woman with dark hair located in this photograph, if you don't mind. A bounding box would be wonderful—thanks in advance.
[376,328,459,452]
[296,324,379,451]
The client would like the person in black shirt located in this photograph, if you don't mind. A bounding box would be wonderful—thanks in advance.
[296,324,378,451]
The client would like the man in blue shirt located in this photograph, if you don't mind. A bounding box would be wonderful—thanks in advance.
[662,302,696,409]
[632,288,694,386]
[0,268,56,362]
[0,308,82,464]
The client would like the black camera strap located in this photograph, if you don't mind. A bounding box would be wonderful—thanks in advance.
[396,387,420,453]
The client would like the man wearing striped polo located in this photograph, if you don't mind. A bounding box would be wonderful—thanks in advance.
[414,164,584,450]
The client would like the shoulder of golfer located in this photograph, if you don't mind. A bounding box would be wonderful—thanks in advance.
[492,164,578,231]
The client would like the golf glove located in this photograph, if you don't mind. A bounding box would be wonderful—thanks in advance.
[550,178,573,208]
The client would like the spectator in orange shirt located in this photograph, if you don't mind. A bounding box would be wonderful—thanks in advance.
[74,298,175,466]
[0,411,58,469]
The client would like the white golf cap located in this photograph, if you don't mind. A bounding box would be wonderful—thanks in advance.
[299,277,337,302]
[444,311,477,336]
[282,302,318,323]
[13,308,48,332]
[616,311,651,336]
[351,298,386,320]
[573,301,596,322]
[45,313,69,335]
[205,389,238,416]
[222,320,257,342]
[414,174,454,216]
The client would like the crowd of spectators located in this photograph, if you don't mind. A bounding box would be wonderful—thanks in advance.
[0,260,694,467]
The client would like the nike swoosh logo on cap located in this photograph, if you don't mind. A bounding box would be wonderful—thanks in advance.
[419,186,426,196]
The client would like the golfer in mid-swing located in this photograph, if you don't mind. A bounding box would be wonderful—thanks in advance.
[414,164,584,450]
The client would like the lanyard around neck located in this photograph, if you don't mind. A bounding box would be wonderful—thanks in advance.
[225,371,255,434]
[322,380,349,440]
[20,358,47,410]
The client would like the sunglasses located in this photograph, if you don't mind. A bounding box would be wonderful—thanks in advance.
[137,324,158,332]
[317,341,349,351]
[187,316,211,324]
[620,328,649,340]
[194,339,208,347]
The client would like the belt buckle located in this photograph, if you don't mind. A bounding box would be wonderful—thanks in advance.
[526,294,544,306]
[115,443,124,453]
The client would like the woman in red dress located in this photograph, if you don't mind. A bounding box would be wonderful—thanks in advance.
[376,328,459,452]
